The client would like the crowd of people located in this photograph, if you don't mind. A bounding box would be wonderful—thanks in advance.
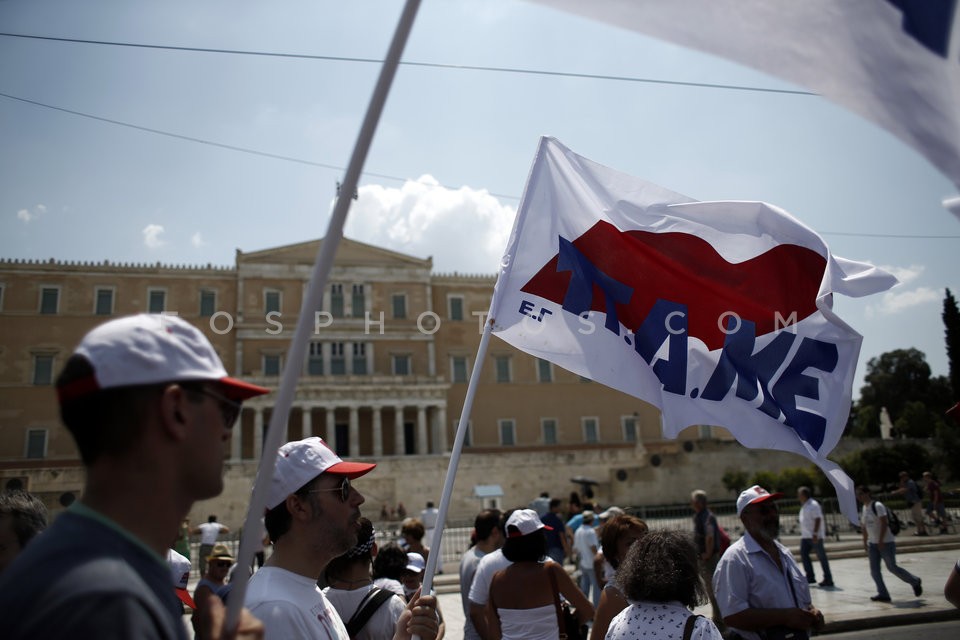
[0,312,957,640]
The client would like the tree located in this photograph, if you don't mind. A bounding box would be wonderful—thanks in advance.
[836,442,932,489]
[721,469,750,496]
[945,288,960,399]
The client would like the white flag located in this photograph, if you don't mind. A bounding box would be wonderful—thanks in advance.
[490,137,897,523]
[531,0,960,192]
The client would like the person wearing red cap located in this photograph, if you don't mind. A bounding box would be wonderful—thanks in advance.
[713,485,824,640]
[244,437,439,640]
[0,313,266,640]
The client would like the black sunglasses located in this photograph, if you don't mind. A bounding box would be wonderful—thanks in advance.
[182,384,242,428]
[304,476,352,503]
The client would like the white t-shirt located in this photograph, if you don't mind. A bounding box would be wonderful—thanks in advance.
[420,507,439,532]
[798,498,826,538]
[467,549,511,606]
[606,601,724,640]
[323,584,407,640]
[573,525,598,570]
[860,500,896,544]
[197,522,226,545]
[245,566,349,639]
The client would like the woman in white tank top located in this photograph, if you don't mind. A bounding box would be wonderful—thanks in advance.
[488,509,594,640]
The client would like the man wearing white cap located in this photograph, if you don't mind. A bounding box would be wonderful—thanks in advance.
[0,313,266,639]
[713,485,824,640]
[245,437,439,640]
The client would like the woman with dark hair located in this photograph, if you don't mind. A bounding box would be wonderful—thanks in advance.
[606,530,723,640]
[589,514,648,640]
[488,509,593,640]
[371,541,407,598]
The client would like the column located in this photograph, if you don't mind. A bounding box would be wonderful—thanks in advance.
[302,406,313,439]
[435,405,448,453]
[230,407,243,461]
[372,406,383,457]
[253,408,264,461]
[349,406,360,457]
[416,405,428,455]
[326,406,337,452]
[394,406,404,456]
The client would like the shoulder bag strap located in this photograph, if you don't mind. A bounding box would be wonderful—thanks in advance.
[682,614,702,640]
[345,587,394,638]
[546,565,568,640]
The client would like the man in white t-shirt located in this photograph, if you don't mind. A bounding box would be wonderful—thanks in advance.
[856,485,922,603]
[797,486,834,587]
[193,515,230,575]
[572,510,600,605]
[245,437,439,640]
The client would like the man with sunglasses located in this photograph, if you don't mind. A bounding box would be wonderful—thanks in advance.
[0,313,267,639]
[713,485,824,640]
[246,436,440,640]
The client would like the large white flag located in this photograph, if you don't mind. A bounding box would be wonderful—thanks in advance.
[532,0,960,193]
[490,137,897,522]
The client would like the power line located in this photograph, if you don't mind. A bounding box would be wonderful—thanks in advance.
[0,93,955,241]
[0,31,816,96]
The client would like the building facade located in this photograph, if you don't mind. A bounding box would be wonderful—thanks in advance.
[0,237,725,520]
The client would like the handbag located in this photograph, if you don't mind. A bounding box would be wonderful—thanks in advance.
[547,567,587,640]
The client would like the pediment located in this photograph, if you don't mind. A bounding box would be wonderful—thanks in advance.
[237,237,432,269]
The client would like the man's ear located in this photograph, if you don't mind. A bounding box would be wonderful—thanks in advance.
[285,492,314,522]
[158,384,191,441]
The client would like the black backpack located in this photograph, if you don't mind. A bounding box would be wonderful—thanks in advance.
[871,501,902,536]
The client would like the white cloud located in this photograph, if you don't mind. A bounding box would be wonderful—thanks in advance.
[142,224,166,249]
[16,204,47,223]
[344,176,516,274]
[865,286,940,318]
[191,232,206,248]
[877,264,924,285]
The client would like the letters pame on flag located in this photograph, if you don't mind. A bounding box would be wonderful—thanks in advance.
[490,137,897,523]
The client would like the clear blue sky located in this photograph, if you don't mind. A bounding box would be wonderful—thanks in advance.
[1,0,957,401]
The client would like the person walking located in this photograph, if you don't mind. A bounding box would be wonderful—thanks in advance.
[797,486,834,587]
[892,471,928,536]
[690,489,724,626]
[857,485,923,602]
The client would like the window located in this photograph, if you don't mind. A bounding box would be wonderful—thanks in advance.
[537,358,553,383]
[448,296,464,321]
[148,289,166,313]
[623,416,639,443]
[307,343,323,376]
[451,356,468,383]
[583,417,599,443]
[698,424,714,440]
[542,418,558,445]
[393,354,411,376]
[33,355,54,385]
[40,287,59,314]
[352,343,367,375]
[265,290,281,315]
[351,284,365,318]
[330,342,346,375]
[263,354,281,376]
[392,293,407,319]
[330,284,344,318]
[499,419,516,446]
[25,429,47,459]
[200,290,216,317]
[495,355,511,383]
[94,287,114,315]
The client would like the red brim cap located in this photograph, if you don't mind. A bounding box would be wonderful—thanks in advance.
[219,377,270,401]
[750,492,784,507]
[176,588,196,609]
[327,460,377,479]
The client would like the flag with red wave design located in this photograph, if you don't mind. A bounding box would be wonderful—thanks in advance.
[489,137,897,523]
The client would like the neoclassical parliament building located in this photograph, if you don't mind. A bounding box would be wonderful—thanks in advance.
[1,237,732,522]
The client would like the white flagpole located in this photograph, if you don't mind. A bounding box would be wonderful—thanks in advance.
[420,316,495,597]
[225,0,422,631]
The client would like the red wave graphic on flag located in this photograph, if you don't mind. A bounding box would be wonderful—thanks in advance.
[520,221,827,351]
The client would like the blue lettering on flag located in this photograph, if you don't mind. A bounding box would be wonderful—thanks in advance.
[771,337,838,451]
[633,299,688,395]
[556,236,633,335]
[886,0,957,58]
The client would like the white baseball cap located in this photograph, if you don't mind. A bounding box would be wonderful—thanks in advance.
[505,508,553,538]
[266,437,376,509]
[736,485,784,516]
[57,314,269,403]
[167,548,196,609]
[406,552,425,573]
